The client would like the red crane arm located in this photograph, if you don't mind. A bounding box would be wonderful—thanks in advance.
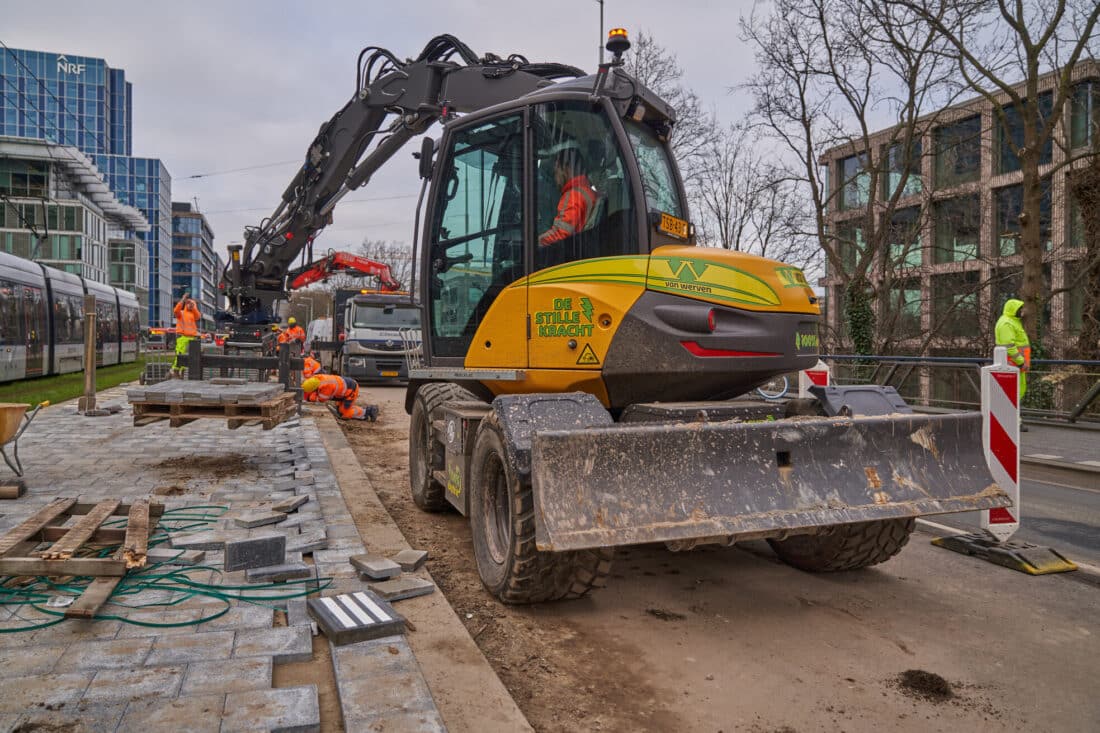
[288,251,402,291]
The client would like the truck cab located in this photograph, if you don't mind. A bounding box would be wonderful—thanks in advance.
[339,289,421,382]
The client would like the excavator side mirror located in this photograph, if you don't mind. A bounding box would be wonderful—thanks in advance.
[418,137,435,180]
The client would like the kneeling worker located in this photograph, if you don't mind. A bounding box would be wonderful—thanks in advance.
[301,374,378,421]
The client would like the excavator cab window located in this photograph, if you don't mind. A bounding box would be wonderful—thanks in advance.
[533,101,637,270]
[428,114,525,358]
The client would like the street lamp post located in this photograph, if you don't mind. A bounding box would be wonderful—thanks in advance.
[597,0,605,66]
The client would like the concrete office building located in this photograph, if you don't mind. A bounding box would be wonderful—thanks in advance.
[821,62,1098,358]
[0,46,173,325]
[0,136,148,292]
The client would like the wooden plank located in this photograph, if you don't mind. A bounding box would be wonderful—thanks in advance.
[0,557,126,577]
[71,502,165,520]
[0,498,77,557]
[38,499,120,559]
[40,527,127,544]
[65,576,122,619]
[122,499,150,569]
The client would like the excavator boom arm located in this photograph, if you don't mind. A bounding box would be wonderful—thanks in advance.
[221,35,583,323]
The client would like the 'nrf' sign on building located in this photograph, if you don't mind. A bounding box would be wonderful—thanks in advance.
[56,55,86,75]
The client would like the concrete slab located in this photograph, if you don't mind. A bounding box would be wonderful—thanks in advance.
[233,510,287,529]
[369,576,436,602]
[392,548,429,572]
[180,657,273,696]
[233,625,313,664]
[349,554,401,580]
[246,561,313,583]
[222,685,321,733]
[225,534,286,571]
[116,694,225,733]
[308,591,405,646]
[82,665,185,702]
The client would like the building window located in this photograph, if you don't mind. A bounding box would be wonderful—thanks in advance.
[1070,79,1099,150]
[1066,266,1086,335]
[882,140,922,200]
[885,277,923,340]
[838,153,869,211]
[0,159,48,198]
[995,181,1051,256]
[932,270,981,337]
[934,194,980,263]
[883,206,923,268]
[1068,192,1086,249]
[997,92,1053,174]
[934,115,981,188]
[834,220,867,274]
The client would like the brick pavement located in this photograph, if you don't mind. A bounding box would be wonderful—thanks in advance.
[0,385,444,731]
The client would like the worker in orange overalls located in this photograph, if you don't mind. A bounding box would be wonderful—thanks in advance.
[277,317,306,346]
[539,147,598,246]
[302,354,322,379]
[301,374,378,421]
[171,292,201,377]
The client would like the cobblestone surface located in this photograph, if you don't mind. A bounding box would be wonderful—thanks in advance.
[0,385,443,730]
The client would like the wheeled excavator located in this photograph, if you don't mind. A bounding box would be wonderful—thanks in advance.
[222,30,1009,603]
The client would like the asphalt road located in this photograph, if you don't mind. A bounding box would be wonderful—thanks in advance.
[927,473,1100,567]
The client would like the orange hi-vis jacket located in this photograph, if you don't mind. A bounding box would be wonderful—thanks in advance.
[305,374,364,419]
[539,174,597,246]
[173,299,200,337]
[302,356,321,379]
[278,325,306,344]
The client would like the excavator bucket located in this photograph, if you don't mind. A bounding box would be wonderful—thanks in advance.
[530,412,1008,552]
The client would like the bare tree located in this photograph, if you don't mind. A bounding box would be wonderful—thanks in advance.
[893,0,1100,348]
[1068,156,1100,360]
[355,239,414,290]
[624,31,718,186]
[741,0,962,354]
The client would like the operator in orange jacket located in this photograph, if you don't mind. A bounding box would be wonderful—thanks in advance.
[539,148,598,246]
[301,374,378,421]
[171,292,201,377]
[277,317,306,346]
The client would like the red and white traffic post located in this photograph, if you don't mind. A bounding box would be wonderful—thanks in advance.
[798,359,830,398]
[980,346,1021,542]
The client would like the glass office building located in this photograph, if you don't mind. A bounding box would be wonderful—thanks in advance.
[171,202,218,330]
[0,46,173,324]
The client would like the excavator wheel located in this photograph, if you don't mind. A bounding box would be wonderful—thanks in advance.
[408,382,478,512]
[469,411,613,604]
[767,518,916,572]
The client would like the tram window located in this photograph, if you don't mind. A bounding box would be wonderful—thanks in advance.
[24,286,46,347]
[0,280,21,345]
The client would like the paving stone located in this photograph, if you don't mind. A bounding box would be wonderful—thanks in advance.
[392,548,429,572]
[345,709,448,733]
[225,534,286,571]
[197,604,274,632]
[246,561,313,583]
[146,630,235,665]
[309,591,405,646]
[286,529,328,553]
[349,554,401,580]
[116,693,225,733]
[234,625,313,663]
[170,530,231,551]
[60,636,154,670]
[82,665,185,702]
[0,671,95,713]
[7,703,126,733]
[180,657,272,696]
[116,608,206,638]
[286,599,317,635]
[222,685,320,733]
[369,576,436,602]
[147,547,206,565]
[233,510,287,529]
[0,643,66,678]
[272,494,310,513]
[330,638,439,724]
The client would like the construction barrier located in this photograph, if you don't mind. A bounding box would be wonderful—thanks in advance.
[798,359,830,398]
[980,347,1020,542]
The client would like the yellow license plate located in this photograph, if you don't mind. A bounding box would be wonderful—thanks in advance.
[381,371,399,377]
[658,212,690,240]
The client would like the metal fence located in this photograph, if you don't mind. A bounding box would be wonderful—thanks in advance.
[823,355,1100,423]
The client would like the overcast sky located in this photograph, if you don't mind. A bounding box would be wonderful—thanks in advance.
[3,0,760,259]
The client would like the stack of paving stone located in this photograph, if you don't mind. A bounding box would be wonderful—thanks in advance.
[126,380,296,430]
[348,548,435,602]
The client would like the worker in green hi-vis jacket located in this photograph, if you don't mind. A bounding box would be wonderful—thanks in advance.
[995,298,1031,430]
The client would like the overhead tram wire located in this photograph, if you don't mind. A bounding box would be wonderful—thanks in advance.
[203,193,419,216]
[181,159,303,180]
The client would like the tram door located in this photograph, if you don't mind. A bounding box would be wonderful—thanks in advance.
[22,285,46,377]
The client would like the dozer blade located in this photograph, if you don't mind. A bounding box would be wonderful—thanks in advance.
[531,412,1008,552]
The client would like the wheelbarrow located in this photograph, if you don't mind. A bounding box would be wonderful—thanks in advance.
[1,402,47,477]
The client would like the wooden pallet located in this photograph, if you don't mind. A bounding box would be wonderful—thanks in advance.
[132,392,297,430]
[0,498,164,618]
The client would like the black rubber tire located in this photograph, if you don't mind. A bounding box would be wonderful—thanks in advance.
[469,411,613,604]
[767,518,915,572]
[408,382,477,512]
